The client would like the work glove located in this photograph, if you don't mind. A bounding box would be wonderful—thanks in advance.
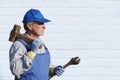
[53,65,64,76]
[27,38,43,59]
[31,38,44,53]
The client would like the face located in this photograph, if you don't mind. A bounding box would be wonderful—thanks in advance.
[26,22,46,38]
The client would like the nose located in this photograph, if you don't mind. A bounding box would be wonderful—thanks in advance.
[42,24,46,29]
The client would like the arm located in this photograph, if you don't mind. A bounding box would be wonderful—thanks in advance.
[9,41,33,78]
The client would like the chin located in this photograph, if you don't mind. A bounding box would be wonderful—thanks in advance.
[40,34,44,36]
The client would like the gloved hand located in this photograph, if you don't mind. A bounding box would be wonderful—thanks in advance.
[31,38,44,53]
[54,65,64,76]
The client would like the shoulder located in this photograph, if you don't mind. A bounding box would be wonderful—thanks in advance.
[10,40,27,51]
[13,40,24,47]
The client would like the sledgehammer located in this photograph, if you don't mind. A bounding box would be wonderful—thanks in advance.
[9,24,33,44]
[9,24,43,48]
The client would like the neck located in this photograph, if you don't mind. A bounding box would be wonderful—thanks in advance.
[26,31,39,39]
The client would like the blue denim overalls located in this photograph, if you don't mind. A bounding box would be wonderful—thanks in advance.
[15,39,50,80]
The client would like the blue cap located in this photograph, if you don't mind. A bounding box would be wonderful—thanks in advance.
[22,9,51,23]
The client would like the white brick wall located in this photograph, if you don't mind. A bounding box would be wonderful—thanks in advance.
[0,0,120,80]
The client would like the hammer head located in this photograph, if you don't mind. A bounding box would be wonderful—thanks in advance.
[9,24,21,42]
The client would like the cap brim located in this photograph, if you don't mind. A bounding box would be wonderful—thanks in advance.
[36,18,51,23]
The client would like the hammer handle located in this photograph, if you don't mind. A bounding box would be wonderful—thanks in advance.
[17,33,33,45]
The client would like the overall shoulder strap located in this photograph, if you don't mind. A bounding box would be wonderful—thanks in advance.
[17,39,31,51]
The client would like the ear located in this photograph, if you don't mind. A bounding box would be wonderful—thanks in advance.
[26,22,33,30]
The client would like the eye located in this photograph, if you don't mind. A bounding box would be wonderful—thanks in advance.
[34,21,44,25]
